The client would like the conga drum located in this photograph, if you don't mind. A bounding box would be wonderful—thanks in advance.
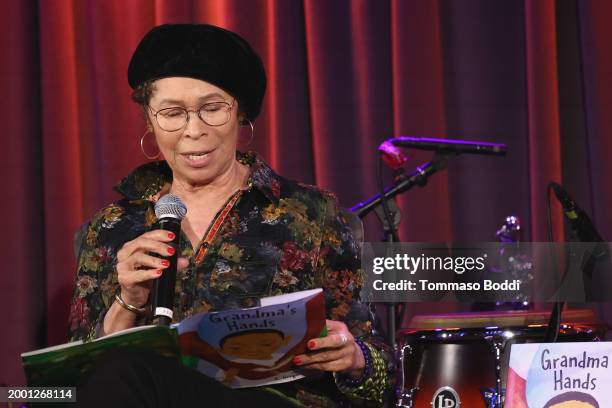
[396,309,607,408]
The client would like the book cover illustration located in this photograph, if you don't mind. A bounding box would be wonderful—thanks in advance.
[178,288,327,388]
[506,342,612,408]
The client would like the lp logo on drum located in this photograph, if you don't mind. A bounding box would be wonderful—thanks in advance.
[431,387,461,408]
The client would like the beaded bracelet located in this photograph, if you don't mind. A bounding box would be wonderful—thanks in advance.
[336,338,372,387]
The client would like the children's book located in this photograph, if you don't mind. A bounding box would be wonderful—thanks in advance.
[21,325,180,386]
[506,341,612,408]
[178,288,327,388]
[21,288,327,389]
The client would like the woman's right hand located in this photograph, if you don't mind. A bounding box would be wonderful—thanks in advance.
[115,230,186,307]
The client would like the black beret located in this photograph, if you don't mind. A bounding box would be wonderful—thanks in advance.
[128,24,266,122]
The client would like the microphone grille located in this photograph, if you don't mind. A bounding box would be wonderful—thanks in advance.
[154,194,187,220]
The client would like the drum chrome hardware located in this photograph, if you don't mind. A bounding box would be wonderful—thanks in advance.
[483,335,505,408]
[491,215,533,309]
[396,388,418,408]
[396,344,418,408]
[495,215,521,242]
[480,388,499,408]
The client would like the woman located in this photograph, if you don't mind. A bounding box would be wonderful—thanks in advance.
[69,24,390,407]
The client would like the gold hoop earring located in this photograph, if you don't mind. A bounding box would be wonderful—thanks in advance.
[140,130,160,160]
[241,119,254,146]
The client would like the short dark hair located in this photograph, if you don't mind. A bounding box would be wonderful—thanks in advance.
[543,391,599,408]
[131,80,155,106]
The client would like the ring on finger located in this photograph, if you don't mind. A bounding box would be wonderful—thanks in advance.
[339,333,348,346]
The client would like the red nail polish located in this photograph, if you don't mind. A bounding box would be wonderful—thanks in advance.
[168,232,175,239]
[161,259,170,267]
[308,340,316,349]
[293,357,302,365]
[156,269,163,275]
[167,247,175,255]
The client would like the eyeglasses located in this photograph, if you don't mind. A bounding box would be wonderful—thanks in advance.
[148,99,235,131]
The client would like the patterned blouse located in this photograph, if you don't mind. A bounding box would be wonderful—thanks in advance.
[68,151,392,407]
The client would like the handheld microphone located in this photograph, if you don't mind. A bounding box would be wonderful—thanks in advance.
[390,136,507,156]
[152,194,187,326]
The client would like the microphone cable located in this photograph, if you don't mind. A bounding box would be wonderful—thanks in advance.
[377,154,400,242]
[544,181,569,343]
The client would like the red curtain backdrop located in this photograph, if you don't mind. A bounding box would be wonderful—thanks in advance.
[2,0,612,386]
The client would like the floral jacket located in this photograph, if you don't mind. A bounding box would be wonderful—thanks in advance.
[68,152,392,407]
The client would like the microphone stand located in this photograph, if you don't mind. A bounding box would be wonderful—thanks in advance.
[350,152,452,348]
[544,181,610,343]
[545,242,608,342]
[374,198,402,352]
[351,153,451,218]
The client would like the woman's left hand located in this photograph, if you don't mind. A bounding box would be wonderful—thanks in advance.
[292,319,365,378]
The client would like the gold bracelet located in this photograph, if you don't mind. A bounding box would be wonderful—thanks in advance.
[114,293,148,315]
